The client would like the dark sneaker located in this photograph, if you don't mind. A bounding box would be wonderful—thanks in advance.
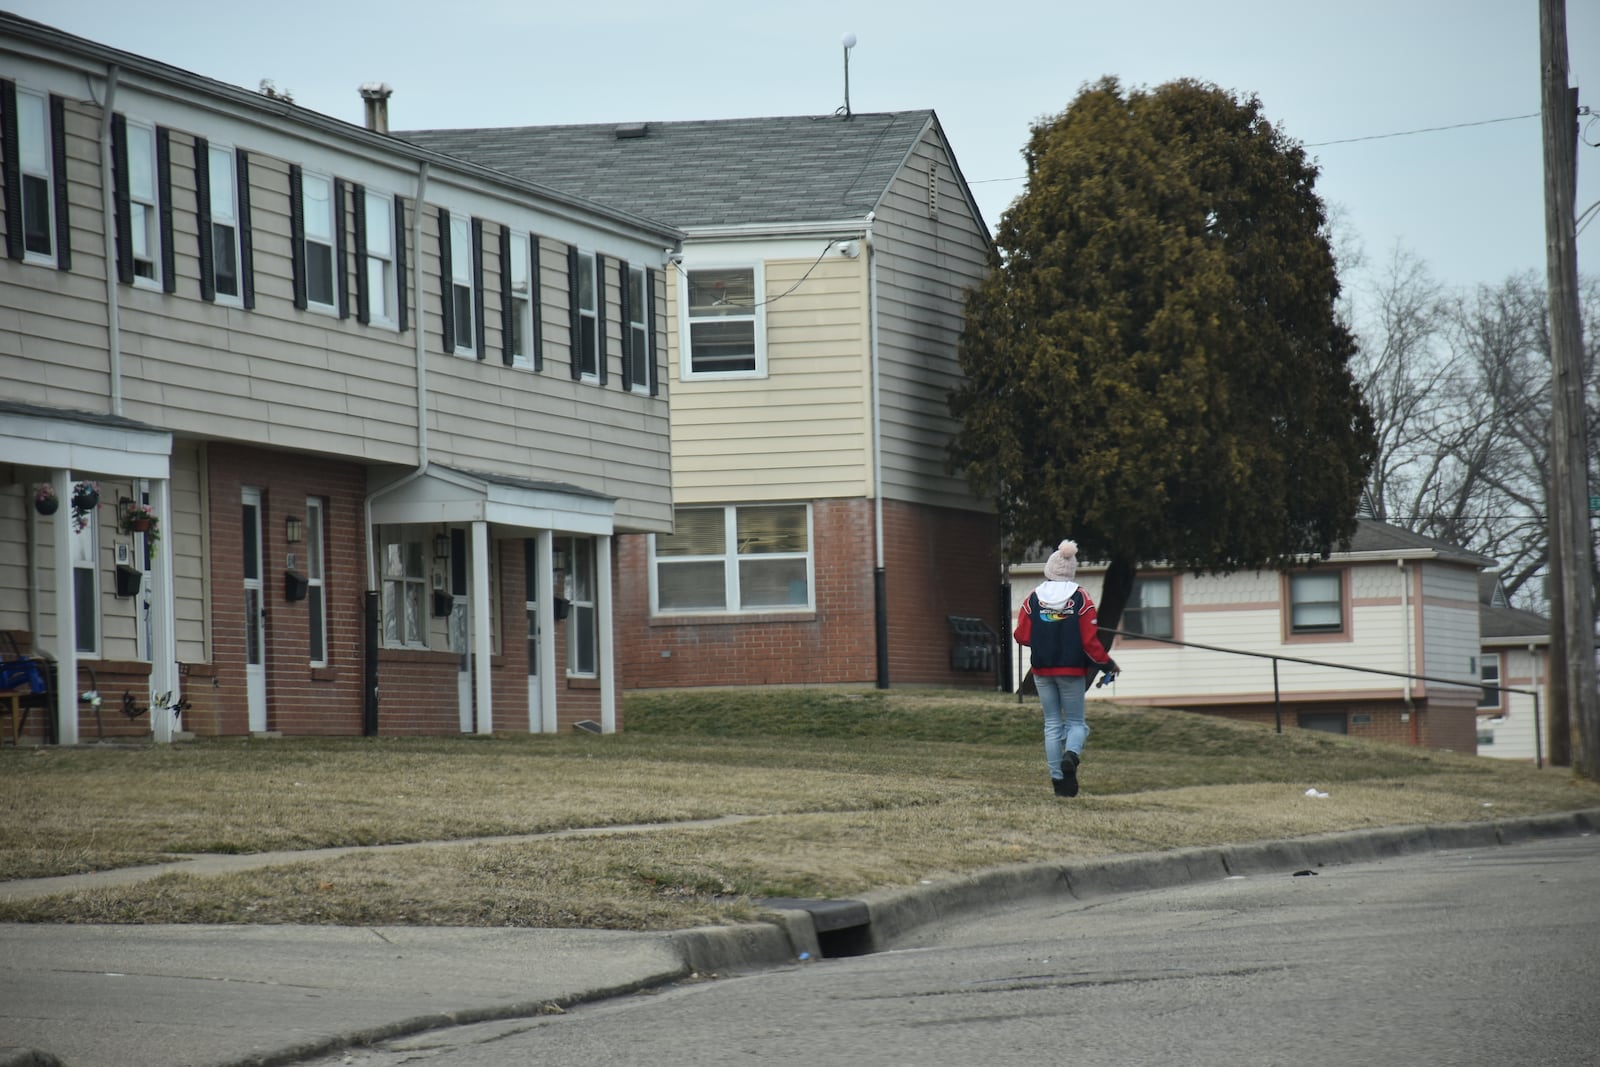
[1051,775,1071,797]
[1060,751,1080,798]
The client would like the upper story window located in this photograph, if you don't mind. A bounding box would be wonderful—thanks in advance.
[438,209,481,358]
[11,86,56,263]
[1288,571,1344,635]
[624,264,652,393]
[505,229,535,368]
[571,248,600,381]
[203,143,243,302]
[450,214,475,354]
[296,169,337,312]
[683,266,764,378]
[112,116,165,288]
[652,503,811,614]
[359,189,396,327]
[1123,576,1174,639]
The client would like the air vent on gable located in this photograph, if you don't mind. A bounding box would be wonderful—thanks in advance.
[615,123,649,139]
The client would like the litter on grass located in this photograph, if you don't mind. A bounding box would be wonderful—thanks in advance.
[1304,788,1330,799]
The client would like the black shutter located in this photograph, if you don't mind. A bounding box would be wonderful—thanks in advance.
[193,136,214,301]
[236,148,254,309]
[437,207,454,350]
[646,267,660,396]
[471,217,485,360]
[498,227,514,366]
[617,257,632,388]
[110,113,134,285]
[156,127,175,292]
[352,183,369,325]
[595,252,608,385]
[395,197,408,332]
[334,178,350,319]
[288,163,307,309]
[49,95,68,271]
[566,243,581,380]
[530,235,543,371]
[0,81,20,261]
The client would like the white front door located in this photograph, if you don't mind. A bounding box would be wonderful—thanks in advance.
[242,488,267,732]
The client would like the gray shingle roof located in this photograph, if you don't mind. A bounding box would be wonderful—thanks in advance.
[397,111,936,229]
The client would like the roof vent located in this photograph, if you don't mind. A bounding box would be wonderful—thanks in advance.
[615,122,648,140]
[359,82,393,133]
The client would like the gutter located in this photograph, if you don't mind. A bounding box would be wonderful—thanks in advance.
[96,63,121,415]
[866,211,888,689]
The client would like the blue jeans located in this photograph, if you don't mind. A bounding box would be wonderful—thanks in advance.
[1037,674,1090,778]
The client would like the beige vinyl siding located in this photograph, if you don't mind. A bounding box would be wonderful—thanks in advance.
[422,223,673,532]
[0,487,31,632]
[171,440,208,664]
[668,256,870,504]
[870,124,991,512]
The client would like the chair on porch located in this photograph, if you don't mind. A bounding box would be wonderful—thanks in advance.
[1,632,56,745]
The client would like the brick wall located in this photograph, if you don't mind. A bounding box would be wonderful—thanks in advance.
[1152,695,1479,755]
[205,444,368,736]
[616,497,1001,690]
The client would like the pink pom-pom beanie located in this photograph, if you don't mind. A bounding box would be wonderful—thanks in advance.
[1043,539,1078,582]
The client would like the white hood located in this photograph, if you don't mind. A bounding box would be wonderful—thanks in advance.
[1033,579,1079,611]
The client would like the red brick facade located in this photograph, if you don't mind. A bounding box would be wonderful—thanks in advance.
[616,497,1002,690]
[1168,694,1481,753]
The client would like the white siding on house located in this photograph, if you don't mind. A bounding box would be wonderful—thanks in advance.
[1476,644,1548,762]
[1419,562,1484,707]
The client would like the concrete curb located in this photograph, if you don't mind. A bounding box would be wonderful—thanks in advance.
[677,807,1600,971]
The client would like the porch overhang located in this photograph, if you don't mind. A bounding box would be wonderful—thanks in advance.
[367,465,615,536]
[0,401,172,479]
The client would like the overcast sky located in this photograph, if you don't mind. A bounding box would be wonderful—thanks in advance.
[12,0,1599,292]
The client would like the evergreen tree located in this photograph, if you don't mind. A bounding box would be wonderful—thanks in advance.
[951,78,1376,632]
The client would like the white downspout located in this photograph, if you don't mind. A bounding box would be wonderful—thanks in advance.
[364,162,431,592]
[1399,558,1414,727]
[98,65,122,415]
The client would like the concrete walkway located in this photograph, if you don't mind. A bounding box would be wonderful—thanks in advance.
[2,808,1595,1067]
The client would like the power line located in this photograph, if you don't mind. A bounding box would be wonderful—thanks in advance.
[1305,112,1539,147]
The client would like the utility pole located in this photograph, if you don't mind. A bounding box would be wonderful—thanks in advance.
[1539,0,1599,778]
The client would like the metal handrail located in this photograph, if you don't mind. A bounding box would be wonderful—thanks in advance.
[1020,628,1545,767]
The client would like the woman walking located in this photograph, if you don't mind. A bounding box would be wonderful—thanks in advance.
[1014,539,1119,798]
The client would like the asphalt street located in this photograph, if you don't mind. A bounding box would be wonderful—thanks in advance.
[1,810,1596,1067]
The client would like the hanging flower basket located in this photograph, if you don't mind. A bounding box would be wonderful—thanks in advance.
[119,503,161,555]
[70,481,99,531]
[33,484,59,516]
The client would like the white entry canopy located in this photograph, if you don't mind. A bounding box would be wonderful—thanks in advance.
[0,400,172,479]
[367,464,615,535]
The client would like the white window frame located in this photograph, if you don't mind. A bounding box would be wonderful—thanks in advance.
[564,536,597,677]
[72,506,100,656]
[300,169,337,313]
[509,229,534,368]
[1124,575,1174,639]
[124,118,161,287]
[450,214,476,356]
[17,86,56,265]
[306,498,327,667]
[680,263,766,380]
[207,144,243,304]
[650,503,813,615]
[575,250,599,381]
[1478,652,1503,710]
[379,528,428,649]
[363,189,396,328]
[1288,571,1345,635]
[626,263,650,392]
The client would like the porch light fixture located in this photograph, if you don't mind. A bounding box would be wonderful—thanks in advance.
[285,515,304,543]
[552,543,568,571]
[434,532,451,562]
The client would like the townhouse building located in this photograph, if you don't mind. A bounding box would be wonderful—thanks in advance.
[401,112,1004,690]
[1,13,681,743]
